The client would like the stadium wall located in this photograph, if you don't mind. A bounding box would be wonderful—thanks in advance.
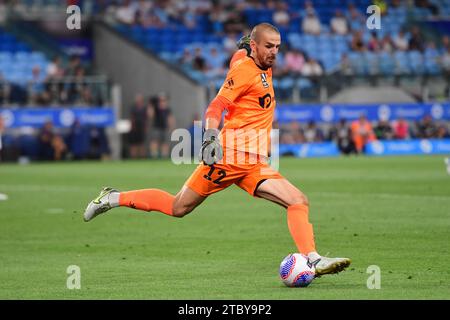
[329,86,417,104]
[93,22,207,129]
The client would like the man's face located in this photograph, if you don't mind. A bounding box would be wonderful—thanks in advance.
[251,31,281,69]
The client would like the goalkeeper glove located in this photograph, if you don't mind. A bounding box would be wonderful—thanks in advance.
[199,128,223,165]
[236,34,251,56]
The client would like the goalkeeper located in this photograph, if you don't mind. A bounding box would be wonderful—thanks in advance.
[83,24,351,277]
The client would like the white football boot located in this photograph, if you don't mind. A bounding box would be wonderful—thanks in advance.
[309,256,351,277]
[83,187,118,222]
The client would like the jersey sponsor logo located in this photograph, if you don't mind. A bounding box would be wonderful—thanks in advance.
[258,93,272,109]
[260,73,269,88]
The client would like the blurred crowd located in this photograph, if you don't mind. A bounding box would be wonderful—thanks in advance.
[0,54,105,106]
[0,116,111,162]
[279,114,450,154]
[106,0,450,85]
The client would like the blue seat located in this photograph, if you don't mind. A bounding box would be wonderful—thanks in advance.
[408,51,424,74]
[378,52,395,76]
[424,59,441,75]
[348,52,367,75]
[394,51,412,74]
[0,51,12,62]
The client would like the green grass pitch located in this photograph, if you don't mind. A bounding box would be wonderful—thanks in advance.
[0,156,449,299]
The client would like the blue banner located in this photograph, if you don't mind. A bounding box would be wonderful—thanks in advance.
[279,139,450,158]
[0,107,115,128]
[276,103,450,123]
[279,142,340,157]
[366,139,450,156]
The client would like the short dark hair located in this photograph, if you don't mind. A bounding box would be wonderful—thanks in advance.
[250,23,280,43]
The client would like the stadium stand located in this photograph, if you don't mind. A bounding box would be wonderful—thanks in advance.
[101,0,450,93]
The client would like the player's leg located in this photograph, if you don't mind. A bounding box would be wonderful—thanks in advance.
[83,161,238,222]
[255,178,351,276]
[83,184,206,222]
[172,185,206,217]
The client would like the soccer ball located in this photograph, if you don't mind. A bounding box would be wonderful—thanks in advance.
[279,253,315,287]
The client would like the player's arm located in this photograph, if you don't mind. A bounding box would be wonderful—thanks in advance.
[199,96,230,165]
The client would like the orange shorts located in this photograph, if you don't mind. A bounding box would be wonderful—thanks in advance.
[185,157,284,197]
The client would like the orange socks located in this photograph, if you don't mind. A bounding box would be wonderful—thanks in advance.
[119,189,174,216]
[287,203,316,255]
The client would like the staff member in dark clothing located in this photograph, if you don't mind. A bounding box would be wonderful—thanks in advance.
[149,93,175,158]
[128,94,148,158]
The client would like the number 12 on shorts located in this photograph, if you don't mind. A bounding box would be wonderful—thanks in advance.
[203,165,226,185]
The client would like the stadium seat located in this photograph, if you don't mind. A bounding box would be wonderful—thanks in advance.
[394,51,411,74]
[378,52,396,76]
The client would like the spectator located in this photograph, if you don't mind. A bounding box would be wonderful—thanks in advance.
[329,118,356,154]
[409,26,425,52]
[283,48,305,76]
[380,35,395,53]
[351,30,366,52]
[28,65,48,105]
[330,10,348,35]
[374,119,394,140]
[302,10,321,35]
[223,11,246,34]
[339,53,353,75]
[368,31,381,52]
[303,120,324,142]
[436,124,450,139]
[205,47,226,78]
[66,67,87,104]
[65,55,83,77]
[115,0,137,25]
[192,47,207,72]
[0,72,11,105]
[393,30,409,51]
[149,93,175,158]
[425,41,440,59]
[208,3,227,34]
[79,87,96,106]
[179,48,194,69]
[351,114,376,153]
[46,56,64,80]
[346,3,365,31]
[442,47,450,73]
[280,121,304,144]
[182,8,197,29]
[128,94,148,159]
[38,120,67,161]
[441,36,450,53]
[443,47,450,97]
[272,1,290,27]
[302,0,317,17]
[392,117,410,140]
[301,58,323,77]
[416,115,437,138]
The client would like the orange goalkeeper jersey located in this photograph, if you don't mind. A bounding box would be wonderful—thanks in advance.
[217,56,276,157]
